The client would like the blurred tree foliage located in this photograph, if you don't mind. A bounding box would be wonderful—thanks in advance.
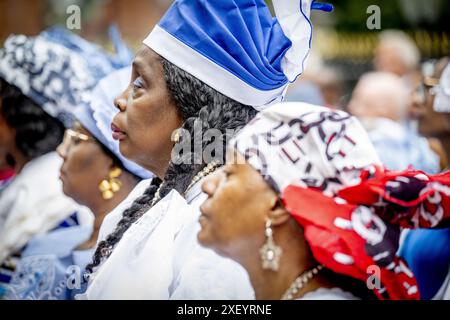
[332,0,449,31]
[265,0,450,31]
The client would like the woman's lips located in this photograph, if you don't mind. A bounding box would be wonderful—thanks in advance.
[59,168,66,180]
[198,214,208,228]
[199,202,211,220]
[111,123,127,141]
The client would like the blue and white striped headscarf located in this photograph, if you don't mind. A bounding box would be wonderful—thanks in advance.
[144,0,332,110]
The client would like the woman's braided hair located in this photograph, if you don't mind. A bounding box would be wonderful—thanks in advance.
[85,56,258,274]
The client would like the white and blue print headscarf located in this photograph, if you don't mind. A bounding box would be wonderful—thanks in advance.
[0,26,133,127]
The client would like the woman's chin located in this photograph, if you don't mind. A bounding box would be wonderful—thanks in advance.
[197,221,212,248]
[118,140,134,161]
[61,184,75,200]
[197,222,232,260]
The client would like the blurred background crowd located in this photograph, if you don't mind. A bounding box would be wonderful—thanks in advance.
[0,0,449,301]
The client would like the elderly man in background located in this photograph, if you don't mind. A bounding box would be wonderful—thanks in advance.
[374,30,421,91]
[348,72,440,173]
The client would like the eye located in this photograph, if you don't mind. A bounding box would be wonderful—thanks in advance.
[71,136,82,145]
[222,167,232,179]
[133,77,144,90]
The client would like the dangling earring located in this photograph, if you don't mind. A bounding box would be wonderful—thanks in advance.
[98,167,122,200]
[260,218,282,271]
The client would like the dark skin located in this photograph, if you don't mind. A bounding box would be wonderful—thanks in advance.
[113,47,183,179]
[412,58,450,168]
[57,123,139,250]
[0,100,29,173]
[198,149,335,300]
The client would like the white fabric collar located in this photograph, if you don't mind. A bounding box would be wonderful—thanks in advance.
[0,152,81,263]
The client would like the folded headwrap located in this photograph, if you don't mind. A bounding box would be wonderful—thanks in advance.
[231,102,450,300]
[0,26,133,127]
[41,25,134,83]
[144,0,332,110]
[0,34,94,127]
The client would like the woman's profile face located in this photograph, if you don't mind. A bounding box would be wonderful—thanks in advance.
[57,124,114,208]
[112,47,182,177]
[198,149,279,258]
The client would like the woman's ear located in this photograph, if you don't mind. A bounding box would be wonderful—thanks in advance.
[268,197,291,227]
[97,149,115,176]
[107,157,116,169]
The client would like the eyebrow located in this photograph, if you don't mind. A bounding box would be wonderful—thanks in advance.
[132,57,153,85]
[73,121,82,130]
[132,58,145,74]
[72,124,91,136]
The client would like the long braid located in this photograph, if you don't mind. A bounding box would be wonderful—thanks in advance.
[85,56,257,275]
[158,58,257,198]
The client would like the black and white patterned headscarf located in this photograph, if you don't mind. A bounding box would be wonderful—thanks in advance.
[230,102,382,196]
[0,34,95,127]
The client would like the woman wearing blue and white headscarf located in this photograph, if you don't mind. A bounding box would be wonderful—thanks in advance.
[4,67,151,300]
[0,27,134,296]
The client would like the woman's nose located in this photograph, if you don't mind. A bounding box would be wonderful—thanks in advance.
[56,141,68,160]
[114,90,128,112]
[201,170,221,197]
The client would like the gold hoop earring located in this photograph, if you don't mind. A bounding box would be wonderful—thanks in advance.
[99,167,122,200]
[259,219,282,271]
